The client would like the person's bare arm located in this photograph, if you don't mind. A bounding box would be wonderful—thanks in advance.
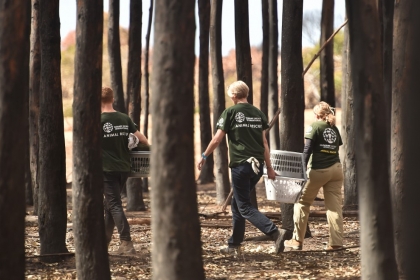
[263,130,276,180]
[133,131,150,145]
[197,129,226,170]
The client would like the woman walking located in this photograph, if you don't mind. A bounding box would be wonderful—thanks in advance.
[284,101,344,250]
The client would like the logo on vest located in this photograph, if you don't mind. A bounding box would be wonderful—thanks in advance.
[323,128,337,144]
[235,112,245,123]
[103,122,114,133]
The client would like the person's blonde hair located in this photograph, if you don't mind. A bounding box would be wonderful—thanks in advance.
[313,101,336,126]
[101,87,114,103]
[227,80,249,99]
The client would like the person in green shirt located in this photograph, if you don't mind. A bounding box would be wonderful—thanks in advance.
[101,87,149,255]
[197,80,288,255]
[285,101,344,251]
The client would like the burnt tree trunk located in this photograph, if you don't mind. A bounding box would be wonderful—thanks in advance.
[260,0,269,119]
[380,0,393,159]
[142,0,154,192]
[125,0,144,211]
[198,0,214,184]
[30,0,41,215]
[320,0,335,107]
[268,0,280,150]
[341,25,357,210]
[108,0,126,113]
[0,1,30,278]
[151,1,205,279]
[280,0,305,233]
[73,0,110,278]
[391,1,420,278]
[210,0,230,205]
[38,0,68,257]
[234,0,258,208]
[234,0,253,104]
[346,0,398,278]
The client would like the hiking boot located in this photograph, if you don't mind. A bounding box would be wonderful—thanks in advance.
[270,229,290,254]
[117,240,136,255]
[220,245,242,256]
[324,245,343,251]
[284,239,303,250]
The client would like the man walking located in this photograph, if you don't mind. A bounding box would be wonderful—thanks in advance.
[101,87,149,254]
[197,81,287,254]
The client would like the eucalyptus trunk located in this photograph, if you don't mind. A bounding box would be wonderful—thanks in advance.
[346,0,398,278]
[73,0,110,278]
[151,1,205,279]
[0,0,30,278]
[280,0,305,234]
[210,0,230,205]
[391,1,420,278]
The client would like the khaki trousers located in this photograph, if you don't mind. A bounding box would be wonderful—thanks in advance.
[292,162,344,246]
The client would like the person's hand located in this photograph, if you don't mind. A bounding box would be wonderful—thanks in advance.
[197,158,206,170]
[267,167,277,180]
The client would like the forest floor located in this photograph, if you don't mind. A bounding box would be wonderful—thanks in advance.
[24,182,361,279]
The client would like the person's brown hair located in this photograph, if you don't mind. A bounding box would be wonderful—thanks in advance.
[227,80,249,99]
[313,101,336,126]
[101,87,114,103]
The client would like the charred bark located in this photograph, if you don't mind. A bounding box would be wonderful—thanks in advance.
[320,0,335,107]
[0,0,30,278]
[280,0,305,233]
[73,0,110,278]
[260,0,269,119]
[346,0,398,278]
[125,0,144,210]
[151,1,205,279]
[108,0,126,113]
[341,25,358,210]
[29,0,41,215]
[391,1,420,278]
[198,0,214,184]
[268,0,280,150]
[210,0,230,205]
[38,0,68,258]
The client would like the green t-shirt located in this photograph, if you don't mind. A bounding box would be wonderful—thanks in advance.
[216,103,269,167]
[305,120,342,169]
[101,112,137,172]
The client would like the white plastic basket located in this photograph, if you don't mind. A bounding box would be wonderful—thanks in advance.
[129,151,150,177]
[263,150,307,203]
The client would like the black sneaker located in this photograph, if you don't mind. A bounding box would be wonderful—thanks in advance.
[271,229,289,254]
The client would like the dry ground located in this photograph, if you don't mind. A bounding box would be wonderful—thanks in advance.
[25,182,361,279]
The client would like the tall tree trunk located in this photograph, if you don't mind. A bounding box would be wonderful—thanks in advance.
[38,0,68,258]
[142,0,154,192]
[280,0,305,234]
[234,0,258,208]
[391,1,420,278]
[151,1,205,279]
[73,0,110,279]
[0,0,30,278]
[268,0,280,150]
[210,0,230,205]
[108,0,126,113]
[381,0,393,160]
[30,0,41,215]
[234,0,253,104]
[341,24,357,210]
[198,0,214,184]
[125,0,144,211]
[320,0,335,107]
[346,0,398,279]
[260,0,269,119]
